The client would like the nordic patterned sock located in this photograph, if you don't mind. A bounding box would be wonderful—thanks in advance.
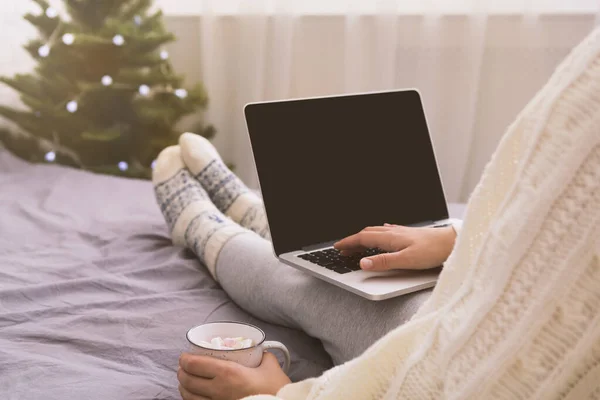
[152,145,247,280]
[179,132,271,239]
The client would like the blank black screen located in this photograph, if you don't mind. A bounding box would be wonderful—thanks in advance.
[245,90,448,255]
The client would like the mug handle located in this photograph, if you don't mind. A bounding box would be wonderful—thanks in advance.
[263,341,291,373]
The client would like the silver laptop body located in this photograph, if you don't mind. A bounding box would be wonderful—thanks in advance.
[244,89,456,301]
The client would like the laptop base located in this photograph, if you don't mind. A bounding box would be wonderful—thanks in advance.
[280,252,441,301]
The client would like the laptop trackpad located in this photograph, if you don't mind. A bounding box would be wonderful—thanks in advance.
[350,267,442,298]
[361,267,442,282]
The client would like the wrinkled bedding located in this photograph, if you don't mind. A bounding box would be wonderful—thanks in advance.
[0,150,333,400]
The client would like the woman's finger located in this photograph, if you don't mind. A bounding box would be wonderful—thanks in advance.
[362,226,391,232]
[179,353,223,378]
[179,384,211,400]
[178,368,215,398]
[337,227,392,253]
[334,231,389,251]
[360,251,407,271]
[360,250,416,271]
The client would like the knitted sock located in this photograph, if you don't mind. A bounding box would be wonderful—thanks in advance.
[179,132,271,239]
[152,145,247,280]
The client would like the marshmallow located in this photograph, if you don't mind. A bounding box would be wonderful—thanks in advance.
[198,336,254,350]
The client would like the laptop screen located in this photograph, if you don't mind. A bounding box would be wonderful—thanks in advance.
[244,90,448,256]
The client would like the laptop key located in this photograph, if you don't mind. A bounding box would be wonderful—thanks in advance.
[347,262,362,271]
[298,248,386,272]
[332,267,352,274]
[316,260,335,267]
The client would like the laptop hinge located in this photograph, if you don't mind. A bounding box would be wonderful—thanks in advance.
[302,240,338,252]
[406,220,436,227]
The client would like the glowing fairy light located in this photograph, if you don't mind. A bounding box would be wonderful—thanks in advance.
[174,88,188,99]
[46,7,58,18]
[112,34,125,46]
[139,84,150,96]
[45,151,56,162]
[101,75,113,86]
[66,100,78,113]
[38,45,50,57]
[62,33,75,45]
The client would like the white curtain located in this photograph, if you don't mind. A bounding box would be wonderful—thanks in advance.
[0,3,39,115]
[160,0,600,202]
[1,1,599,202]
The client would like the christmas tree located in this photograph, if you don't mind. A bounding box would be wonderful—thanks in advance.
[0,0,213,178]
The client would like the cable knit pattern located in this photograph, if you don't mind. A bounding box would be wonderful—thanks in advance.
[245,26,600,400]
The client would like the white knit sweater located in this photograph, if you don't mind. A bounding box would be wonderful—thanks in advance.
[248,26,600,400]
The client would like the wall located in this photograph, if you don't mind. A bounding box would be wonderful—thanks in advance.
[0,3,597,202]
[160,13,596,201]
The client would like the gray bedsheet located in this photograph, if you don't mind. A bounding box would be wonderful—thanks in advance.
[0,150,333,400]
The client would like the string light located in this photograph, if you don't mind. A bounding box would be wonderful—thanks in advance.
[45,151,56,162]
[101,75,113,86]
[175,89,188,99]
[46,7,58,18]
[160,50,169,60]
[62,33,75,45]
[38,45,50,58]
[112,35,125,46]
[139,84,150,96]
[134,15,142,25]
[118,161,129,171]
[66,100,78,113]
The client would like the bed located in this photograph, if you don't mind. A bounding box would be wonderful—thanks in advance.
[0,149,466,399]
[0,149,333,400]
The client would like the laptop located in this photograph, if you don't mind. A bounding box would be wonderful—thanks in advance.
[244,89,457,301]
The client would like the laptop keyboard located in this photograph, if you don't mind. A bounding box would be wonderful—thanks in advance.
[297,248,385,274]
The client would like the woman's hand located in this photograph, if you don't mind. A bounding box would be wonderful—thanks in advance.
[334,224,456,271]
[178,352,291,400]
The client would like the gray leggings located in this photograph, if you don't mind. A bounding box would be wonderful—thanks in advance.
[215,232,432,366]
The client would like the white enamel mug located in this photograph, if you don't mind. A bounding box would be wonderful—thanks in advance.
[186,321,291,373]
